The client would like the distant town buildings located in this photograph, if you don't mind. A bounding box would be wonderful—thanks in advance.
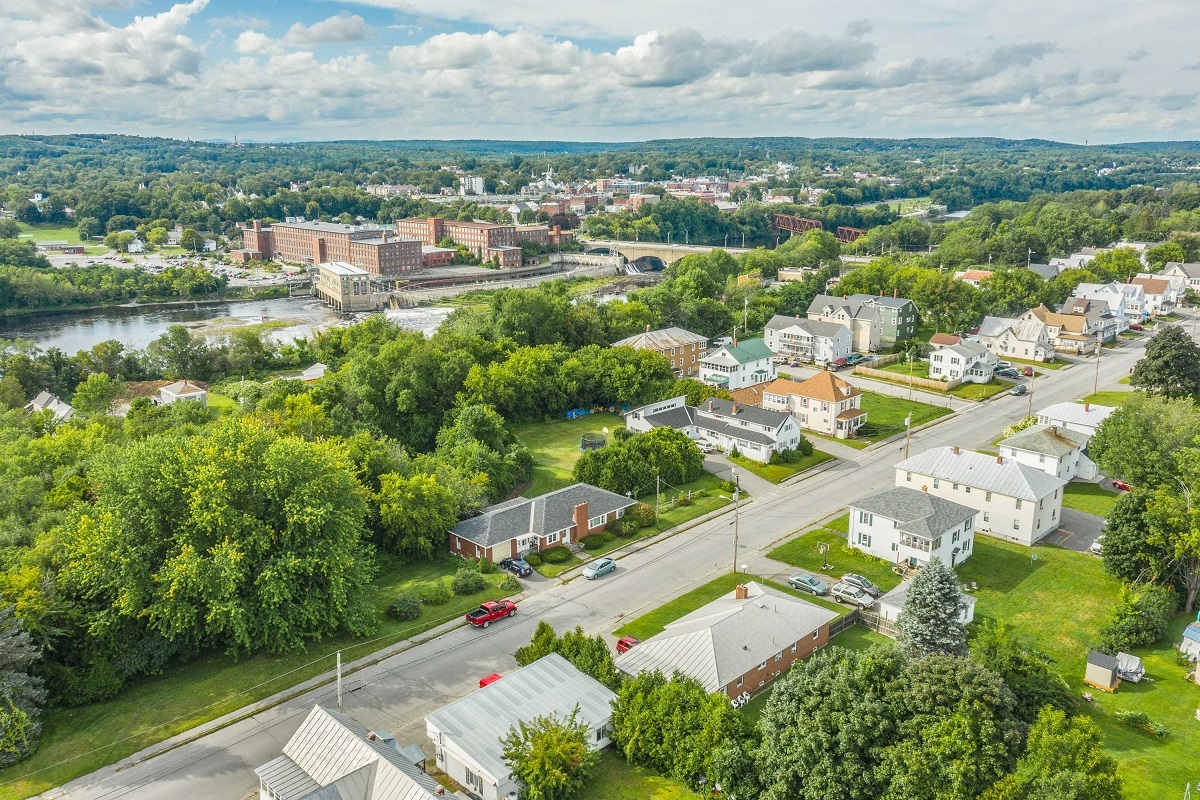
[236,219,423,279]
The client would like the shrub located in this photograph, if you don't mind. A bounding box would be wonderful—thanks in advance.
[720,480,738,494]
[628,502,657,528]
[387,593,422,621]
[771,444,813,464]
[612,426,632,442]
[419,582,453,606]
[525,553,543,566]
[451,567,487,596]
[499,575,522,593]
[729,445,741,459]
[541,546,572,564]
[1116,709,1170,736]
[1098,584,1178,652]
[675,494,693,507]
[477,558,498,575]
[580,534,608,551]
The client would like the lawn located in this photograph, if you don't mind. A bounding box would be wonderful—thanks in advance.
[614,572,848,641]
[957,538,1199,798]
[205,392,239,413]
[728,449,833,483]
[511,412,626,497]
[580,750,702,800]
[1062,482,1120,516]
[868,360,1011,401]
[1007,356,1066,370]
[1077,390,1134,407]
[767,521,901,593]
[0,557,512,800]
[855,391,952,441]
[645,472,734,534]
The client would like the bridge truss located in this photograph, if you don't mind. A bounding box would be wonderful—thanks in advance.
[773,213,824,233]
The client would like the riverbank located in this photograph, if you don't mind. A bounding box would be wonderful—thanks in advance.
[0,288,289,321]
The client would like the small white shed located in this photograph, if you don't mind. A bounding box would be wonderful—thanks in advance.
[1181,622,1200,661]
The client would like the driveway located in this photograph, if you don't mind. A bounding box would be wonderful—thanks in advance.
[703,453,777,496]
[1044,507,1106,552]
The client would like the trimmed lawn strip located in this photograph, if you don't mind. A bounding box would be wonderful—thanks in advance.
[728,449,833,484]
[646,473,733,534]
[768,526,900,593]
[864,363,1011,401]
[957,538,1199,798]
[534,554,583,578]
[1007,356,1065,370]
[580,750,702,800]
[205,392,239,413]
[512,413,626,497]
[614,573,848,641]
[1062,482,1120,516]
[1077,390,1134,407]
[856,391,952,440]
[0,558,511,800]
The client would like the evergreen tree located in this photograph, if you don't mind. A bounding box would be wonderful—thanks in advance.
[896,558,968,658]
[0,606,46,766]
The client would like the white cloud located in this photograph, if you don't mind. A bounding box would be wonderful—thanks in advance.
[284,12,376,46]
[235,30,282,56]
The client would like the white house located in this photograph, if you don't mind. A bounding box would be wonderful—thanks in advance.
[929,340,997,384]
[699,337,776,391]
[849,486,977,569]
[625,395,804,463]
[158,380,207,405]
[763,315,852,366]
[1120,282,1147,318]
[23,390,74,422]
[1162,261,1200,291]
[1130,275,1179,315]
[878,578,976,626]
[978,316,1055,362]
[425,654,615,800]
[1071,283,1131,329]
[1035,402,1116,439]
[953,269,993,287]
[806,294,881,352]
[895,446,1067,546]
[256,705,442,800]
[998,424,1097,481]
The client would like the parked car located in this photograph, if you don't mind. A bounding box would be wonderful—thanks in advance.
[697,440,716,454]
[841,573,881,597]
[828,357,849,371]
[998,368,1021,379]
[1129,323,1145,331]
[582,557,617,579]
[996,360,1013,369]
[1112,479,1133,492]
[1009,384,1028,396]
[465,600,517,628]
[615,635,640,654]
[831,582,875,610]
[479,673,503,688]
[846,353,865,366]
[1022,366,1035,377]
[500,557,533,578]
[1088,535,1105,556]
[787,573,828,595]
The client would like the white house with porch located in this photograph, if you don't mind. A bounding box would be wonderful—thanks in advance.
[763,315,852,366]
[929,340,997,384]
[849,486,977,569]
[978,316,1055,362]
[699,338,776,391]
[1071,283,1131,329]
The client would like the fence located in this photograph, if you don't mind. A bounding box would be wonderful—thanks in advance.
[828,613,859,638]
[853,365,962,392]
[870,352,901,367]
[856,610,899,639]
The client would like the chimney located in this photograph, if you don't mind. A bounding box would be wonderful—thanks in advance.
[921,485,928,492]
[732,403,740,414]
[253,219,262,231]
[735,584,748,600]
[1084,403,1090,412]
[367,732,378,741]
[708,400,714,411]
[1051,425,1058,436]
[952,446,959,455]
[996,455,1003,464]
[646,324,651,332]
[733,335,738,347]
[893,288,898,298]
[572,502,590,539]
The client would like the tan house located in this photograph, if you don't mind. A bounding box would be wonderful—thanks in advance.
[612,326,708,377]
[978,316,1055,362]
[760,372,866,438]
[1021,305,1098,355]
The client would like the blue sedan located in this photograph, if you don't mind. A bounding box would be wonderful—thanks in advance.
[500,558,533,578]
[582,557,617,580]
[787,573,829,596]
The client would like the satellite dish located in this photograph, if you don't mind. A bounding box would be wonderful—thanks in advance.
[602,427,609,435]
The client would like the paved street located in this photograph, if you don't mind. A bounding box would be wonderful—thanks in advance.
[38,318,1172,800]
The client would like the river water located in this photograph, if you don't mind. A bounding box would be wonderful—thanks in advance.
[0,297,454,353]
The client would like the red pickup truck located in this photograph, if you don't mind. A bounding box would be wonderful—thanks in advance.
[465,600,517,628]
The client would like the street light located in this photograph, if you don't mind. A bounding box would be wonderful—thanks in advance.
[724,233,730,248]
[684,229,689,245]
[667,231,672,245]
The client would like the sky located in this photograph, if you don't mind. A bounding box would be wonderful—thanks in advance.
[1,0,1198,143]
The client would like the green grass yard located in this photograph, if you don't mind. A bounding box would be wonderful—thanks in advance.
[580,750,702,800]
[957,538,1200,798]
[511,412,625,496]
[614,572,848,641]
[728,449,833,483]
[1077,390,1134,407]
[1062,482,1121,516]
[767,520,901,594]
[0,557,511,800]
[869,360,1011,401]
[856,391,952,441]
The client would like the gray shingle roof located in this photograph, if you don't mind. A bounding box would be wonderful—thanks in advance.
[878,578,975,615]
[257,705,442,800]
[1025,263,1060,280]
[641,405,695,430]
[695,396,791,431]
[806,294,882,322]
[1000,424,1088,458]
[852,293,914,310]
[851,486,975,539]
[764,315,850,340]
[451,483,636,547]
[896,447,1066,500]
[425,653,615,783]
[613,582,838,692]
[1088,650,1119,671]
[612,326,707,350]
[1166,261,1200,279]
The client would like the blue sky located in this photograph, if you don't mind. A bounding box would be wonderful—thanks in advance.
[2,0,1198,143]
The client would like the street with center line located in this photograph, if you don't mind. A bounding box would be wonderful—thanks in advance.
[38,325,1157,800]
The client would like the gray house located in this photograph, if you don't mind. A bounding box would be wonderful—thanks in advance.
[449,483,635,563]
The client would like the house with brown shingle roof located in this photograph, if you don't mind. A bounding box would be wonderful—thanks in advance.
[760,373,866,439]
[1021,304,1098,355]
[929,333,962,350]
[1130,275,1180,315]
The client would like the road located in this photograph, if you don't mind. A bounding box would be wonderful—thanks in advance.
[38,323,1162,800]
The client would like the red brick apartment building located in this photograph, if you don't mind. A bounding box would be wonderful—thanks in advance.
[237,220,422,279]
[394,217,569,269]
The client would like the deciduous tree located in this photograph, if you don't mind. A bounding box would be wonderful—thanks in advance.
[1129,324,1200,397]
[981,707,1122,800]
[501,707,597,800]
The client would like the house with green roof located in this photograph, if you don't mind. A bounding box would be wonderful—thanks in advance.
[699,337,776,390]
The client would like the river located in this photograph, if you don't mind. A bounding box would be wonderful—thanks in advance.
[0,297,454,353]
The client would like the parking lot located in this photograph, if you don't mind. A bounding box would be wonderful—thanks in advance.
[1044,507,1106,552]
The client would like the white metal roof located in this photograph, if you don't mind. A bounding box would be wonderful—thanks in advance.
[319,260,370,277]
[1036,402,1116,430]
[896,447,1066,500]
[424,653,615,783]
[613,582,838,692]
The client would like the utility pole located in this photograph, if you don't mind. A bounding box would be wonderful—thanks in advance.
[1027,367,1035,418]
[743,295,749,333]
[731,473,741,574]
[1093,329,1102,397]
[656,472,661,519]
[336,650,343,713]
[903,414,912,459]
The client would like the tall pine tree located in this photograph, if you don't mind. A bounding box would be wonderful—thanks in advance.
[896,558,968,658]
[0,606,46,766]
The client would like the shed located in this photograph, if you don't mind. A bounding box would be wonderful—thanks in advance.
[1181,622,1200,660]
[1084,650,1120,692]
[1116,652,1144,682]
